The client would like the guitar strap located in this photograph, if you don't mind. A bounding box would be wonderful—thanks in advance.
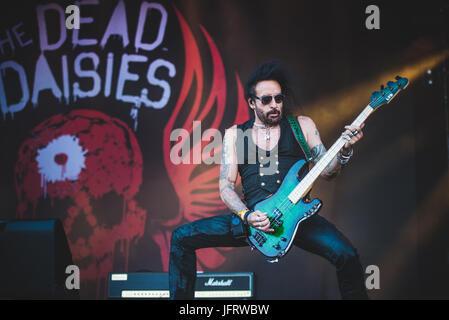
[287,115,313,162]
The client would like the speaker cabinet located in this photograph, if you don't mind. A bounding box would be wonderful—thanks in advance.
[0,219,78,299]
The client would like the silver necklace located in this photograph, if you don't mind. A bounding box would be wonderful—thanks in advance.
[254,123,271,140]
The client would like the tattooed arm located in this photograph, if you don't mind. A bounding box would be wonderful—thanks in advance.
[298,116,364,180]
[298,116,344,180]
[219,126,274,232]
[219,126,248,213]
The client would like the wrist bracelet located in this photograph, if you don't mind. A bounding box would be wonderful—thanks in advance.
[237,209,249,221]
[337,148,353,165]
[243,210,253,224]
[237,209,253,225]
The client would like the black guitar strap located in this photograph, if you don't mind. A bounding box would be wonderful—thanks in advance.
[287,116,313,162]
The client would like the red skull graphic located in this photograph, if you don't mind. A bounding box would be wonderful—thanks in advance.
[14,109,146,291]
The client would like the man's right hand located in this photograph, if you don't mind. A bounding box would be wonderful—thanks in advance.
[246,211,274,233]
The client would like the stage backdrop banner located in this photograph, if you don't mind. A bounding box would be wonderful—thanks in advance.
[0,0,251,298]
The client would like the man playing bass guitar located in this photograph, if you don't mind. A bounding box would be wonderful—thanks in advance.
[169,61,368,300]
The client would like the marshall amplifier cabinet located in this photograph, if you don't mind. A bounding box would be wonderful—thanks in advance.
[108,272,254,299]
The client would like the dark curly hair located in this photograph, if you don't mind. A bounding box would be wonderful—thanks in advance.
[244,60,297,115]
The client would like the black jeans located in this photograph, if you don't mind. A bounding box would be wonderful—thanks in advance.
[169,213,368,299]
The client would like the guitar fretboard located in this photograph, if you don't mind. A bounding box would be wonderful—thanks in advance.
[287,105,374,204]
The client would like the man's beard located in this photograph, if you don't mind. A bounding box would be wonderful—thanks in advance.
[255,107,282,127]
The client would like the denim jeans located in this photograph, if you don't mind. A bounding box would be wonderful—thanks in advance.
[168,213,368,299]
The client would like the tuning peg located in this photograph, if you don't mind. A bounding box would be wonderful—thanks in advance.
[371,91,380,101]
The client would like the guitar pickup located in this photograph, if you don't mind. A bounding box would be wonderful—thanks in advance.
[271,208,283,227]
[271,217,283,227]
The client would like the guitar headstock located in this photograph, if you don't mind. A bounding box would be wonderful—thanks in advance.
[370,76,409,110]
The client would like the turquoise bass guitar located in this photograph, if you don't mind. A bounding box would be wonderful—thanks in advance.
[247,76,409,262]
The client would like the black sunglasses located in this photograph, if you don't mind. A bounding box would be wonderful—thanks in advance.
[253,94,285,105]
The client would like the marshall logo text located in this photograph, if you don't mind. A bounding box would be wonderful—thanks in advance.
[204,278,233,287]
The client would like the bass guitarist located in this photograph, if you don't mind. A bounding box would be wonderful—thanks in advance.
[168,61,368,299]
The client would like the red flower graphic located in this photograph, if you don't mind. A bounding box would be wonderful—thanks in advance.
[154,7,249,271]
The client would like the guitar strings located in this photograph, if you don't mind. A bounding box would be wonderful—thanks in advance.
[260,106,373,229]
[260,137,343,228]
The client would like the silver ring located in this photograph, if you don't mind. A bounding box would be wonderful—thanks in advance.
[349,130,358,137]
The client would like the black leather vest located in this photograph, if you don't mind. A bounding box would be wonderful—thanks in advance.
[236,116,308,209]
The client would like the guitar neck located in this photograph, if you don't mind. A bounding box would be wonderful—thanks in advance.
[287,105,374,204]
